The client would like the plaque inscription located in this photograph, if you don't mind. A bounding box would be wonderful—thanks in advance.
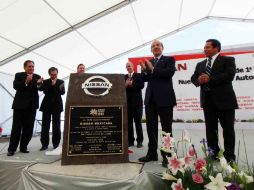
[68,106,123,156]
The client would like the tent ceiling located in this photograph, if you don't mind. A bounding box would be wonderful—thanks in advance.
[0,0,254,77]
[0,0,127,64]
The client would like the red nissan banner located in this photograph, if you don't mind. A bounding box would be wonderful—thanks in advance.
[128,51,254,72]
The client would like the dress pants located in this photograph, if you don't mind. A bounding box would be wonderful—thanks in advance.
[128,105,143,145]
[203,91,236,161]
[145,100,173,156]
[41,112,61,148]
[8,109,36,152]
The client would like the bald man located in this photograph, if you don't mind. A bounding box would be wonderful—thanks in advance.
[125,62,144,148]
[139,40,176,167]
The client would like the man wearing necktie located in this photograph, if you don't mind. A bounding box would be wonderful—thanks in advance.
[7,60,43,156]
[138,40,176,167]
[125,62,144,148]
[39,67,65,151]
[191,39,238,163]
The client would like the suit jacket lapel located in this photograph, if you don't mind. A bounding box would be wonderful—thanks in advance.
[56,79,62,87]
[153,55,164,67]
[56,79,59,86]
[159,55,164,63]
[151,58,156,66]
[211,54,221,70]
[200,59,207,73]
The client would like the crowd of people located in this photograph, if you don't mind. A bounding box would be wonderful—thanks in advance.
[7,39,238,168]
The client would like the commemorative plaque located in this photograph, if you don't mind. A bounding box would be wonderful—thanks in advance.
[68,106,123,155]
[62,74,128,165]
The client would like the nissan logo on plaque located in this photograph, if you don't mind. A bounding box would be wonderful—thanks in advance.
[82,76,113,96]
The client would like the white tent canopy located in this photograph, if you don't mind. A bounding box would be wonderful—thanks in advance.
[0,0,254,78]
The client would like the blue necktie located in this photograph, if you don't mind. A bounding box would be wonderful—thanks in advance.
[154,58,159,66]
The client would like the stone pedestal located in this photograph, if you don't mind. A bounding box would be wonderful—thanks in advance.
[62,74,128,165]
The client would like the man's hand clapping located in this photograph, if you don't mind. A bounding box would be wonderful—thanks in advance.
[125,78,133,87]
[144,59,154,71]
[25,74,33,85]
[198,73,210,84]
[59,83,64,90]
[37,77,44,85]
[139,60,146,71]
[51,79,57,86]
[139,59,154,72]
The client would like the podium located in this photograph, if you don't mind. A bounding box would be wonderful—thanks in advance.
[61,73,128,165]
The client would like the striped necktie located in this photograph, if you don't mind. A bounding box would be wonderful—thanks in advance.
[204,57,212,91]
[205,57,212,76]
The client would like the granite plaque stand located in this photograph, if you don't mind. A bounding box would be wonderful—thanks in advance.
[62,74,128,165]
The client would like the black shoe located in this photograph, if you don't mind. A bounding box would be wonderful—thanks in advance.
[138,154,158,162]
[137,142,143,148]
[162,157,168,168]
[20,149,29,153]
[7,151,15,156]
[211,155,219,161]
[128,143,134,147]
[224,154,235,163]
[40,146,48,151]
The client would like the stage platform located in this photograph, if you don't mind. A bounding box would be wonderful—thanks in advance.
[0,124,254,190]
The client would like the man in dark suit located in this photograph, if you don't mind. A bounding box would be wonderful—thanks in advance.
[191,39,238,162]
[138,40,176,167]
[39,67,65,151]
[7,60,43,156]
[125,62,144,148]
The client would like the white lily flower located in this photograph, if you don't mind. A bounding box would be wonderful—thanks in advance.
[245,176,254,184]
[182,130,191,143]
[225,165,235,174]
[205,173,231,190]
[219,157,228,168]
[219,157,235,174]
[239,171,254,183]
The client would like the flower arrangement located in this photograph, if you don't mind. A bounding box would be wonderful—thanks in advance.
[161,130,254,190]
